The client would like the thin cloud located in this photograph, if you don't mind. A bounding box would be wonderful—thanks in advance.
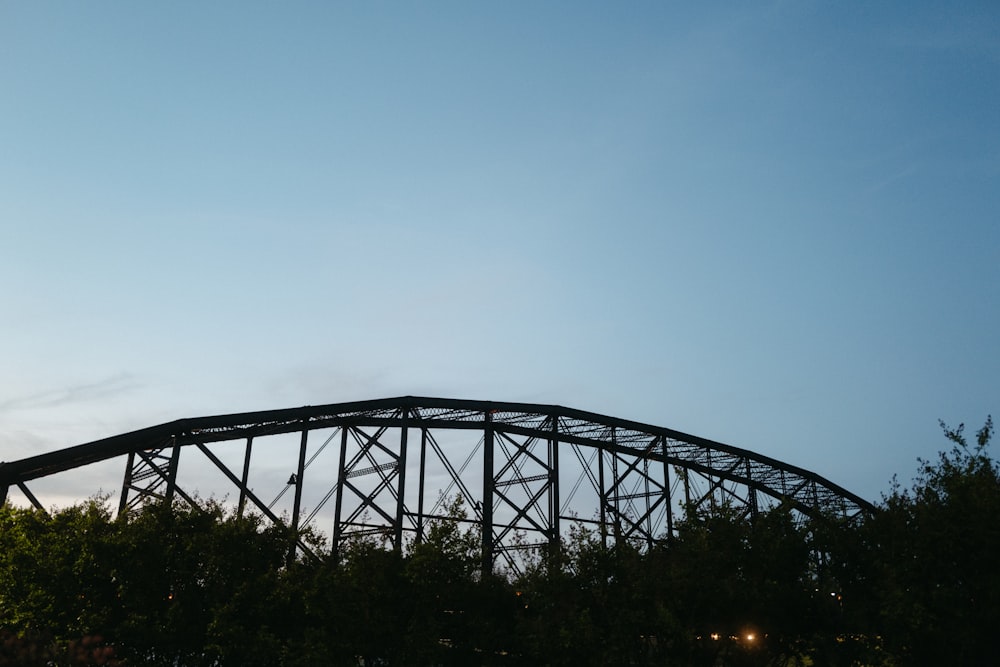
[0,373,141,414]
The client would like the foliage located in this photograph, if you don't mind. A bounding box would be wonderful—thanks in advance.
[858,416,998,666]
[0,417,997,665]
[0,629,120,666]
[0,498,300,666]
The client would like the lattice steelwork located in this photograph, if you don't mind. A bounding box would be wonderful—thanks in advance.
[0,397,873,572]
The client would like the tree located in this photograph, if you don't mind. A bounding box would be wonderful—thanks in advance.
[0,498,119,634]
[0,497,313,666]
[403,495,488,665]
[863,416,998,665]
[3,416,995,666]
[109,499,304,666]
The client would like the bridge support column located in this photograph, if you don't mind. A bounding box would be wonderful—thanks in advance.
[237,437,254,520]
[332,425,349,561]
[415,427,428,545]
[329,412,408,556]
[549,414,560,560]
[393,409,409,551]
[481,411,495,576]
[118,438,189,514]
[289,429,308,565]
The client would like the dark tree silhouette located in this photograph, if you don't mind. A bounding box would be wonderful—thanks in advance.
[0,417,996,666]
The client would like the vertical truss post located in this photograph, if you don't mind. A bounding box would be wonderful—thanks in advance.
[394,408,410,551]
[0,484,7,506]
[291,429,308,550]
[746,458,758,522]
[237,436,254,520]
[549,414,560,554]
[663,443,673,538]
[643,458,653,549]
[118,451,136,516]
[482,411,495,576]
[683,466,692,509]
[165,443,181,503]
[416,427,428,545]
[332,425,349,560]
[611,433,622,544]
[598,447,607,548]
[707,450,717,513]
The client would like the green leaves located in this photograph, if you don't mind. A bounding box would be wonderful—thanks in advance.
[0,498,302,666]
[860,415,1000,665]
[1,418,997,665]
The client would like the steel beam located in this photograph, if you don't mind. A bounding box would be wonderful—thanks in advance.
[0,396,875,570]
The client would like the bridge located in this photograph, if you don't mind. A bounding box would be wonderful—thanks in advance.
[0,396,872,572]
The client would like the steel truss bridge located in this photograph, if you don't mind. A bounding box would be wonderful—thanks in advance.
[0,396,872,572]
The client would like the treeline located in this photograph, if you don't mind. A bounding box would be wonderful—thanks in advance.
[0,417,996,666]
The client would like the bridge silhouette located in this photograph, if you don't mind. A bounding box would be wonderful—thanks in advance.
[0,396,872,572]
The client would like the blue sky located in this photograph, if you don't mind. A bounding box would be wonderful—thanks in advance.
[2,2,998,505]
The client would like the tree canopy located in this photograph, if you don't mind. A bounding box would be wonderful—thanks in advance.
[0,416,995,666]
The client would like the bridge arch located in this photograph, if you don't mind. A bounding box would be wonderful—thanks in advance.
[0,396,872,571]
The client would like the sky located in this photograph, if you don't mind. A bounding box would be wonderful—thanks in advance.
[2,1,998,508]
